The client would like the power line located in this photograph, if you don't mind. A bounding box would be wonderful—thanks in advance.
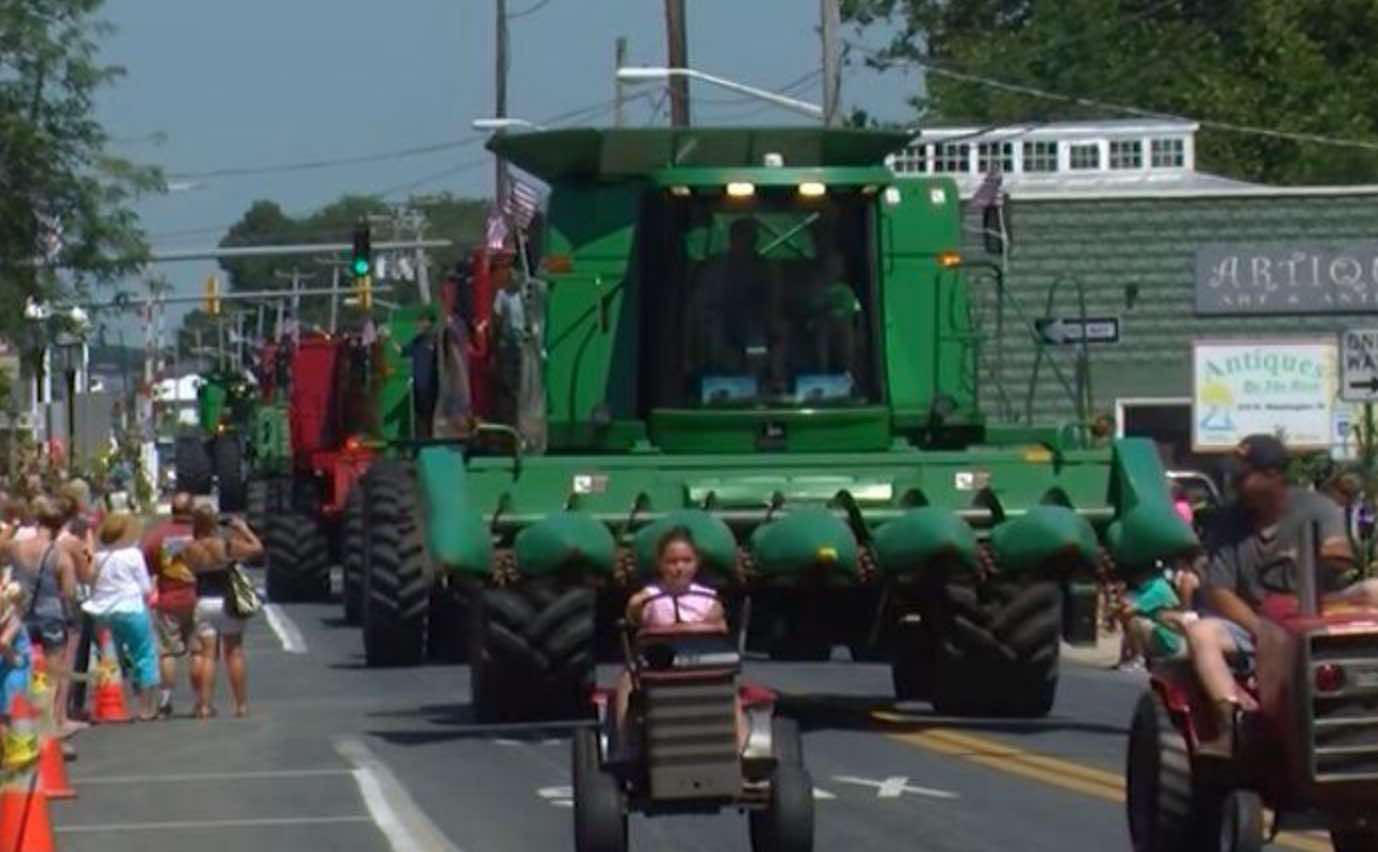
[168,136,486,180]
[506,0,555,19]
[849,38,1378,153]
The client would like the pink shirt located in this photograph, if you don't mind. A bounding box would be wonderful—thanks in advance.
[641,583,717,627]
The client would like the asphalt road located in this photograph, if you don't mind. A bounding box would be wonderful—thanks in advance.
[49,576,1335,852]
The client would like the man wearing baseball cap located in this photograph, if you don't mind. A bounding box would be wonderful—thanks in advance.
[1186,434,1378,757]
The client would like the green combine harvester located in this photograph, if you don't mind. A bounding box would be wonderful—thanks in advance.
[353,127,1197,722]
[176,366,259,512]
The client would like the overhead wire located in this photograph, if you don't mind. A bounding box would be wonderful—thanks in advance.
[505,0,555,20]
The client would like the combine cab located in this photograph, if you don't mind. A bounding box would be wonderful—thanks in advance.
[353,127,1197,721]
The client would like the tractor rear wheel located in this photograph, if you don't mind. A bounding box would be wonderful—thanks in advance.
[468,582,594,723]
[360,461,430,667]
[244,478,269,566]
[1126,689,1200,852]
[340,484,365,626]
[264,478,331,602]
[214,434,247,512]
[931,579,1061,718]
[174,434,212,495]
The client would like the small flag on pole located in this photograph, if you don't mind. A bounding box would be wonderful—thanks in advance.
[503,178,542,231]
[485,206,509,251]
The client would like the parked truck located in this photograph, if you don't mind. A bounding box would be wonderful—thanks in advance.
[351,126,1197,723]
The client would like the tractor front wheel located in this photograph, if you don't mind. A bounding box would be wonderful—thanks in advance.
[263,478,331,602]
[930,579,1061,718]
[1126,689,1200,852]
[469,582,594,723]
[749,759,815,852]
[360,461,430,667]
[572,727,626,852]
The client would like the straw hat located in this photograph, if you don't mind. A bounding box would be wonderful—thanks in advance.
[98,512,143,548]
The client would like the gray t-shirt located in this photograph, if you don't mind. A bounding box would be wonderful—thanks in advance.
[1203,488,1349,608]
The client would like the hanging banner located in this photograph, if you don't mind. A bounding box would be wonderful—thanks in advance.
[1192,338,1339,451]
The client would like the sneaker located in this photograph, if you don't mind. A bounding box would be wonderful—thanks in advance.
[157,700,174,720]
[1114,658,1147,673]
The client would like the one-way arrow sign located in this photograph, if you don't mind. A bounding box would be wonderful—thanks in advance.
[1341,328,1378,402]
[1033,316,1120,346]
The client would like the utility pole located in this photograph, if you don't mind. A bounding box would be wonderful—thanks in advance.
[664,0,690,127]
[329,266,340,333]
[821,0,843,127]
[614,36,628,127]
[495,0,511,203]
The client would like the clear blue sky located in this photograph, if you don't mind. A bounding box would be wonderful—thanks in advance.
[94,0,921,333]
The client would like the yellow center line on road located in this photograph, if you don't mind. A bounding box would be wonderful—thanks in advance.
[870,711,1333,852]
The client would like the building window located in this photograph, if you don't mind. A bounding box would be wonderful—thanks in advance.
[890,144,928,174]
[1109,139,1143,169]
[933,143,970,173]
[1022,141,1058,173]
[1069,142,1101,170]
[1151,137,1185,167]
[977,141,1013,173]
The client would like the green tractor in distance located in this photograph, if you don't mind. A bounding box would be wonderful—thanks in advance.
[175,366,259,512]
[353,127,1197,723]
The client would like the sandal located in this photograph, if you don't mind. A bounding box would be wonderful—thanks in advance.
[193,705,218,720]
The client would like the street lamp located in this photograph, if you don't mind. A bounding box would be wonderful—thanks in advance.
[615,66,824,120]
[471,117,546,132]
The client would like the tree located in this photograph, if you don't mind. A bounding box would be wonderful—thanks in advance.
[844,0,1378,184]
[0,0,162,348]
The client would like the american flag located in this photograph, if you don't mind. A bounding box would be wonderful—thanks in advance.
[970,164,1003,208]
[485,206,509,251]
[503,177,542,231]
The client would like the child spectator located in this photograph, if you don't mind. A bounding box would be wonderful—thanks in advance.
[1115,563,1190,670]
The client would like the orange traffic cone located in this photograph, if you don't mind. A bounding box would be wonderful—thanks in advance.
[26,650,73,801]
[90,626,131,724]
[0,695,55,852]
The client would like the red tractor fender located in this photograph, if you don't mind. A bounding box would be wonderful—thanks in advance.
[309,442,375,517]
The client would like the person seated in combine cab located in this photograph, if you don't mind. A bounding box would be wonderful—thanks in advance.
[1186,434,1378,756]
[612,527,745,760]
[694,218,782,382]
[803,251,861,377]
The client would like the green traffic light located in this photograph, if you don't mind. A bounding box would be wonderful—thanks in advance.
[352,257,370,276]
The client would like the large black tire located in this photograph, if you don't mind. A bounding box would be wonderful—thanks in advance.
[360,461,430,667]
[930,579,1061,718]
[468,583,594,723]
[766,595,833,662]
[214,435,247,512]
[572,727,626,852]
[341,483,365,625]
[749,761,815,852]
[174,434,212,495]
[264,479,331,602]
[773,716,803,765]
[1126,690,1199,852]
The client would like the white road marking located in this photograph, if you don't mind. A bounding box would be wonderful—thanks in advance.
[263,603,307,654]
[336,736,465,852]
[72,768,354,784]
[833,775,958,800]
[58,816,371,833]
[813,787,838,800]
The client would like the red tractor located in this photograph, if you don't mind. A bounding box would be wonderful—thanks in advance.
[1127,525,1378,852]
[258,332,377,602]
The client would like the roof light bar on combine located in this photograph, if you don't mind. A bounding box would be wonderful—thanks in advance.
[798,182,827,198]
[726,182,755,198]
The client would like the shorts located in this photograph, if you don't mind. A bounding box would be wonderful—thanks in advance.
[155,608,197,658]
[1220,619,1256,672]
[194,598,244,639]
[99,610,159,690]
[25,618,67,653]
